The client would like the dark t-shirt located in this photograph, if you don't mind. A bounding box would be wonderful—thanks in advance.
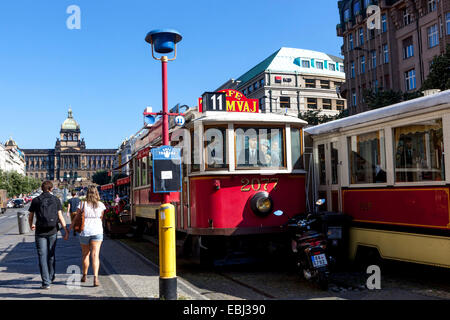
[29,192,63,236]
[68,197,81,213]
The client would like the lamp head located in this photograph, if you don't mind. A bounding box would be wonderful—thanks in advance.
[145,29,182,54]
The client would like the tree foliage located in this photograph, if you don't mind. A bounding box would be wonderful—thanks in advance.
[363,88,423,110]
[422,44,450,91]
[92,170,111,186]
[0,170,41,198]
[298,110,348,125]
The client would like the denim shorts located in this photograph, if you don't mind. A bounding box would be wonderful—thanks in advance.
[79,234,103,245]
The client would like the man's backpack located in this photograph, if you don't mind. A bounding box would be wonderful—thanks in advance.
[37,194,58,228]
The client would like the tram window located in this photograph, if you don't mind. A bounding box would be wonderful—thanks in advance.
[348,130,387,184]
[205,127,227,170]
[394,119,444,182]
[135,158,141,187]
[331,142,339,184]
[235,127,285,169]
[190,129,200,172]
[141,156,148,186]
[291,127,303,169]
[318,144,326,185]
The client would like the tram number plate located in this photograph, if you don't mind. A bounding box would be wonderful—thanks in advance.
[311,254,328,268]
[241,178,279,192]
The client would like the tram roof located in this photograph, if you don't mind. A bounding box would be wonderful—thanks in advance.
[190,111,308,126]
[304,90,450,136]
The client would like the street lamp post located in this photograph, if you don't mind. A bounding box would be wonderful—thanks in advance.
[144,29,183,301]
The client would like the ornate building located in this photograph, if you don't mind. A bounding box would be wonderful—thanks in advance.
[22,108,117,186]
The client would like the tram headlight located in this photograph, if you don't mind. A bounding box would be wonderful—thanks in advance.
[250,192,273,217]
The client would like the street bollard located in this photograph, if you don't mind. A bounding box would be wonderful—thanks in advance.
[159,203,177,300]
[17,211,30,234]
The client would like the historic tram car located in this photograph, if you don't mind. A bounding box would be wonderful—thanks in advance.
[305,90,450,268]
[130,89,308,264]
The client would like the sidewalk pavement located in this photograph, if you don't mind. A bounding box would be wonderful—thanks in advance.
[0,227,205,300]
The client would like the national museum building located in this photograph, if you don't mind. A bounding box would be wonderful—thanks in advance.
[22,109,117,186]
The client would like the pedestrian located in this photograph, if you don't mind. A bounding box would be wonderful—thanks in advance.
[114,194,120,207]
[70,185,106,287]
[66,190,81,236]
[28,180,69,289]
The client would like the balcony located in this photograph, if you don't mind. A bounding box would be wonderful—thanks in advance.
[336,23,344,37]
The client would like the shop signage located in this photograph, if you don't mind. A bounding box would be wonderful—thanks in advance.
[198,89,259,113]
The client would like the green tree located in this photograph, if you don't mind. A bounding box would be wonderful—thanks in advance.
[92,170,111,186]
[298,109,347,125]
[422,44,450,91]
[363,88,423,110]
[0,170,41,198]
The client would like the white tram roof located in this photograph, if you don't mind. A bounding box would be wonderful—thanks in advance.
[304,90,450,136]
[189,111,308,126]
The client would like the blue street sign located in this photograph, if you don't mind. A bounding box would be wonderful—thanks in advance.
[174,115,185,127]
[145,115,156,125]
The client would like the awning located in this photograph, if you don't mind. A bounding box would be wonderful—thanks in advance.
[116,176,130,186]
[100,183,114,191]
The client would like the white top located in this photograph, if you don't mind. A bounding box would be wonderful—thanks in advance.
[79,201,106,237]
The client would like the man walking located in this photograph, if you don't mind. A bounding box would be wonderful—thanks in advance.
[67,190,80,236]
[28,181,69,289]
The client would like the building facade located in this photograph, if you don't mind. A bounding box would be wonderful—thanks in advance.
[114,136,136,176]
[0,138,26,175]
[216,47,347,117]
[21,108,117,186]
[337,0,450,114]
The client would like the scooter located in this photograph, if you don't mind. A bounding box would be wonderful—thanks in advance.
[287,199,330,290]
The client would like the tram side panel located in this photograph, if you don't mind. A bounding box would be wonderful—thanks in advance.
[188,174,306,235]
[342,186,450,268]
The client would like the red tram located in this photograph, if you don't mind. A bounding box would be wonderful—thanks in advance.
[129,90,308,264]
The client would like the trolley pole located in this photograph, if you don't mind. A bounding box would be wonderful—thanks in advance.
[144,29,183,300]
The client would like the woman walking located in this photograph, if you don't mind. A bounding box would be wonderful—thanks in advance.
[70,186,106,287]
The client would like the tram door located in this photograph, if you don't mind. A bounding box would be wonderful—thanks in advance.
[316,140,341,212]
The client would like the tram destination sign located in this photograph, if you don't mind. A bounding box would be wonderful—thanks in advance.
[151,146,182,193]
[199,89,259,113]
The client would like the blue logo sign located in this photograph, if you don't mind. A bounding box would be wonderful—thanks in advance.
[174,115,185,127]
[151,146,181,160]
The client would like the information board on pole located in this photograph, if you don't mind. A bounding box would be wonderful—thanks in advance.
[151,146,182,193]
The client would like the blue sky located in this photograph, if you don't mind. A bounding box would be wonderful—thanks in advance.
[0,0,342,149]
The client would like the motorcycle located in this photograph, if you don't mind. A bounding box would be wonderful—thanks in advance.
[287,199,330,290]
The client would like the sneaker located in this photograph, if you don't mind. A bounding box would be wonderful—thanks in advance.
[41,284,51,289]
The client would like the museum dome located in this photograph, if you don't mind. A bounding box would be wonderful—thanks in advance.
[61,108,80,130]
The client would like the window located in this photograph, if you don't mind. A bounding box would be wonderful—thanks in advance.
[259,78,265,87]
[248,85,253,93]
[331,142,339,185]
[243,89,247,95]
[364,0,371,8]
[349,33,354,50]
[354,1,361,14]
[428,0,436,13]
[403,37,414,59]
[316,61,324,69]
[383,44,389,63]
[447,13,450,35]
[428,24,439,48]
[351,61,355,78]
[307,98,317,109]
[291,127,303,169]
[322,99,332,109]
[371,50,376,69]
[344,8,351,22]
[394,119,444,182]
[280,96,290,108]
[348,130,386,184]
[405,69,416,90]
[302,60,310,68]
[320,80,330,89]
[141,156,148,186]
[253,82,258,91]
[329,63,336,71]
[352,90,357,107]
[318,144,326,185]
[360,56,365,74]
[337,100,345,111]
[205,127,227,169]
[403,9,411,26]
[359,28,364,45]
[382,14,387,32]
[191,129,200,172]
[235,127,285,169]
[305,79,316,88]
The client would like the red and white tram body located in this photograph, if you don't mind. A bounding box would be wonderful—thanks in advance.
[130,105,307,260]
[305,90,450,268]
